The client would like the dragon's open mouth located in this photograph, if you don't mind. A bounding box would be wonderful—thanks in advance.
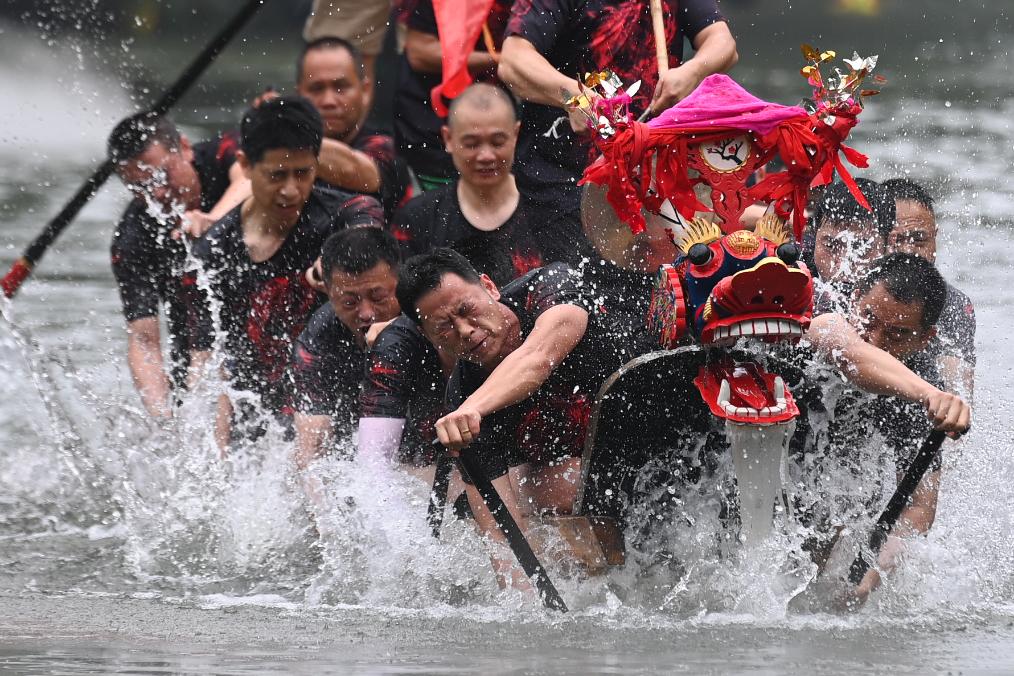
[695,361,800,424]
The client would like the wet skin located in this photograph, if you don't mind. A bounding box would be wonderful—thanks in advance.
[414,273,522,370]
[297,47,369,143]
[888,199,938,263]
[328,262,400,347]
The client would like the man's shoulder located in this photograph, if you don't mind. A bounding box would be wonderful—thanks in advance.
[298,303,358,357]
[192,206,242,260]
[351,127,396,156]
[503,262,578,297]
[191,131,240,165]
[372,314,430,356]
[944,281,976,315]
[111,201,154,249]
[308,184,352,212]
[501,262,585,326]
[309,184,384,225]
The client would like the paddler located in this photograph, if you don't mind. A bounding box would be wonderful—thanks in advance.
[184,97,383,449]
[799,253,967,607]
[107,113,250,418]
[396,249,621,590]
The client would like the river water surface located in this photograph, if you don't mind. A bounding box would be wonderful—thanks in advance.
[2,3,1013,674]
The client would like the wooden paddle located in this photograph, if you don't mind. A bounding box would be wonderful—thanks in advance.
[456,450,569,612]
[1,0,270,299]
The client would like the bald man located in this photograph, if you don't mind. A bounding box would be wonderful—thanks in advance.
[389,84,557,285]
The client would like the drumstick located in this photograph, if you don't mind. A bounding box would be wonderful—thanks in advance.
[650,0,669,74]
[481,22,498,57]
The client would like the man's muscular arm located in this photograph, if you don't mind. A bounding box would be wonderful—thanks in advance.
[125,317,172,418]
[317,138,382,194]
[807,313,970,436]
[405,28,497,77]
[436,304,589,448]
[498,36,579,109]
[649,21,738,114]
[294,413,334,470]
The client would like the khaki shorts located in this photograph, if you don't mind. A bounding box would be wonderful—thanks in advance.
[303,0,391,56]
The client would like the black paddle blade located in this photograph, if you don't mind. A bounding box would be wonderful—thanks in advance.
[456,451,568,613]
[847,429,947,585]
[427,453,454,539]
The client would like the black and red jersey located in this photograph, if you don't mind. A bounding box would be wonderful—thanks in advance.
[186,186,383,412]
[110,132,239,386]
[291,302,366,429]
[389,181,546,286]
[361,315,446,465]
[506,0,725,185]
[446,263,620,479]
[321,128,412,224]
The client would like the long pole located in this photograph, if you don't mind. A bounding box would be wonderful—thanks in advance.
[847,430,947,584]
[1,0,269,299]
[456,451,568,612]
[650,0,669,75]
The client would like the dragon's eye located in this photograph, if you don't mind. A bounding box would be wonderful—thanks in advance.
[776,242,800,265]
[688,243,713,266]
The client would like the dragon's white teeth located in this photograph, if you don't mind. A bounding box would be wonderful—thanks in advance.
[774,376,785,400]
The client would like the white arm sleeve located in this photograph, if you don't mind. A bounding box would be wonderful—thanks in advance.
[357,417,407,467]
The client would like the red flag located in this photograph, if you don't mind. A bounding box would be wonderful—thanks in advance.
[430,0,495,116]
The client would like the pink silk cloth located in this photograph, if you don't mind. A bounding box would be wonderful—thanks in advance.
[648,74,809,135]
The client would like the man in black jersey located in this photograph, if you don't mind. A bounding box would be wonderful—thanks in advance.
[397,249,618,589]
[846,254,952,604]
[786,255,970,607]
[108,113,250,418]
[391,83,546,285]
[882,178,976,399]
[291,227,444,473]
[496,0,737,265]
[186,96,383,449]
[296,37,412,223]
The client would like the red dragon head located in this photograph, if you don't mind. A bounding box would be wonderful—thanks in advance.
[649,215,814,349]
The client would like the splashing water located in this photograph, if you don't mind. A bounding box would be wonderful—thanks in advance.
[2,6,1014,671]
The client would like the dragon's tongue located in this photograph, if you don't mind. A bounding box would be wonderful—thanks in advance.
[721,364,773,408]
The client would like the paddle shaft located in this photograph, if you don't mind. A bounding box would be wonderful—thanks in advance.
[427,452,454,538]
[455,451,568,612]
[1,0,268,299]
[847,430,946,584]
